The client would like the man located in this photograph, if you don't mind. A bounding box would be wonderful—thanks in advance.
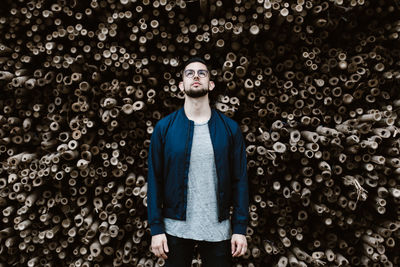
[147,57,249,266]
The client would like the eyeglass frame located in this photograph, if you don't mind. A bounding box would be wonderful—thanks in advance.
[183,69,209,78]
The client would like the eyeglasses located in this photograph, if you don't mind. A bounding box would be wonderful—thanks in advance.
[184,69,209,78]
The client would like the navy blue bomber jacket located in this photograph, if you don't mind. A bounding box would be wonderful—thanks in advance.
[147,107,249,236]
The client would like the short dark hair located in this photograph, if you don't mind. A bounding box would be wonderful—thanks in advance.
[182,57,208,71]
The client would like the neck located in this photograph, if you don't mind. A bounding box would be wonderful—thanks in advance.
[183,95,211,122]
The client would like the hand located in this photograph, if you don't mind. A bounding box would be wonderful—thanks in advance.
[231,234,247,257]
[151,233,169,259]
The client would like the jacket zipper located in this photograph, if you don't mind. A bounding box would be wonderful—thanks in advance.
[182,119,190,219]
[209,121,221,222]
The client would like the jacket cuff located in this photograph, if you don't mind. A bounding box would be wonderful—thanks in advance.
[232,223,247,235]
[150,223,165,236]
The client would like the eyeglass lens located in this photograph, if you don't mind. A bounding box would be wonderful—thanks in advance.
[185,69,208,78]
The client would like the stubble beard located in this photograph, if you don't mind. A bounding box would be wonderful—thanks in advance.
[183,84,209,98]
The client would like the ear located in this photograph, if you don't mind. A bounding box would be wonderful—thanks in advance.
[178,81,184,92]
[208,81,215,91]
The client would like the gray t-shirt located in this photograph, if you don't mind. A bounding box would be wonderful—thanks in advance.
[164,121,231,241]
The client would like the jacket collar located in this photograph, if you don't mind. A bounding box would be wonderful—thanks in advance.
[179,106,216,125]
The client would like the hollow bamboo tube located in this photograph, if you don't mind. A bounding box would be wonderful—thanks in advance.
[90,241,101,257]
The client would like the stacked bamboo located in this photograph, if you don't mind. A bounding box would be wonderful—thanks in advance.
[1,0,400,266]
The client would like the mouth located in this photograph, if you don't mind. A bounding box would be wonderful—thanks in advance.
[192,82,201,86]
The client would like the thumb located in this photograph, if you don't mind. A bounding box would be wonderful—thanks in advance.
[231,239,235,254]
[163,239,169,253]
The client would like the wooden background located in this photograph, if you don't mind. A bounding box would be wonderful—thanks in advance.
[1,0,400,266]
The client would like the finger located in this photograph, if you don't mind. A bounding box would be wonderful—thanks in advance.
[157,246,165,258]
[151,245,157,255]
[240,245,247,256]
[159,247,168,259]
[234,246,242,257]
[163,239,169,253]
[231,241,236,255]
[233,244,243,257]
[239,240,247,256]
[153,248,160,257]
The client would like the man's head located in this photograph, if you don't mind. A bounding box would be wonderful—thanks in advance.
[179,57,215,98]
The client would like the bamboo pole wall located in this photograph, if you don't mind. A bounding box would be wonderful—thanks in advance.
[1,0,400,266]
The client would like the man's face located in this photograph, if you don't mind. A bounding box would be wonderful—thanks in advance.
[179,62,215,98]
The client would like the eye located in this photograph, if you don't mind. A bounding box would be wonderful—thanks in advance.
[198,70,207,77]
[185,70,194,77]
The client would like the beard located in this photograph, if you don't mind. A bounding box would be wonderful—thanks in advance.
[183,85,210,98]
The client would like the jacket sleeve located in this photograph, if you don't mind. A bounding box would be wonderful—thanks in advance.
[231,123,249,235]
[147,123,165,236]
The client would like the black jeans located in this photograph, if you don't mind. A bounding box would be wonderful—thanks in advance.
[164,233,232,267]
